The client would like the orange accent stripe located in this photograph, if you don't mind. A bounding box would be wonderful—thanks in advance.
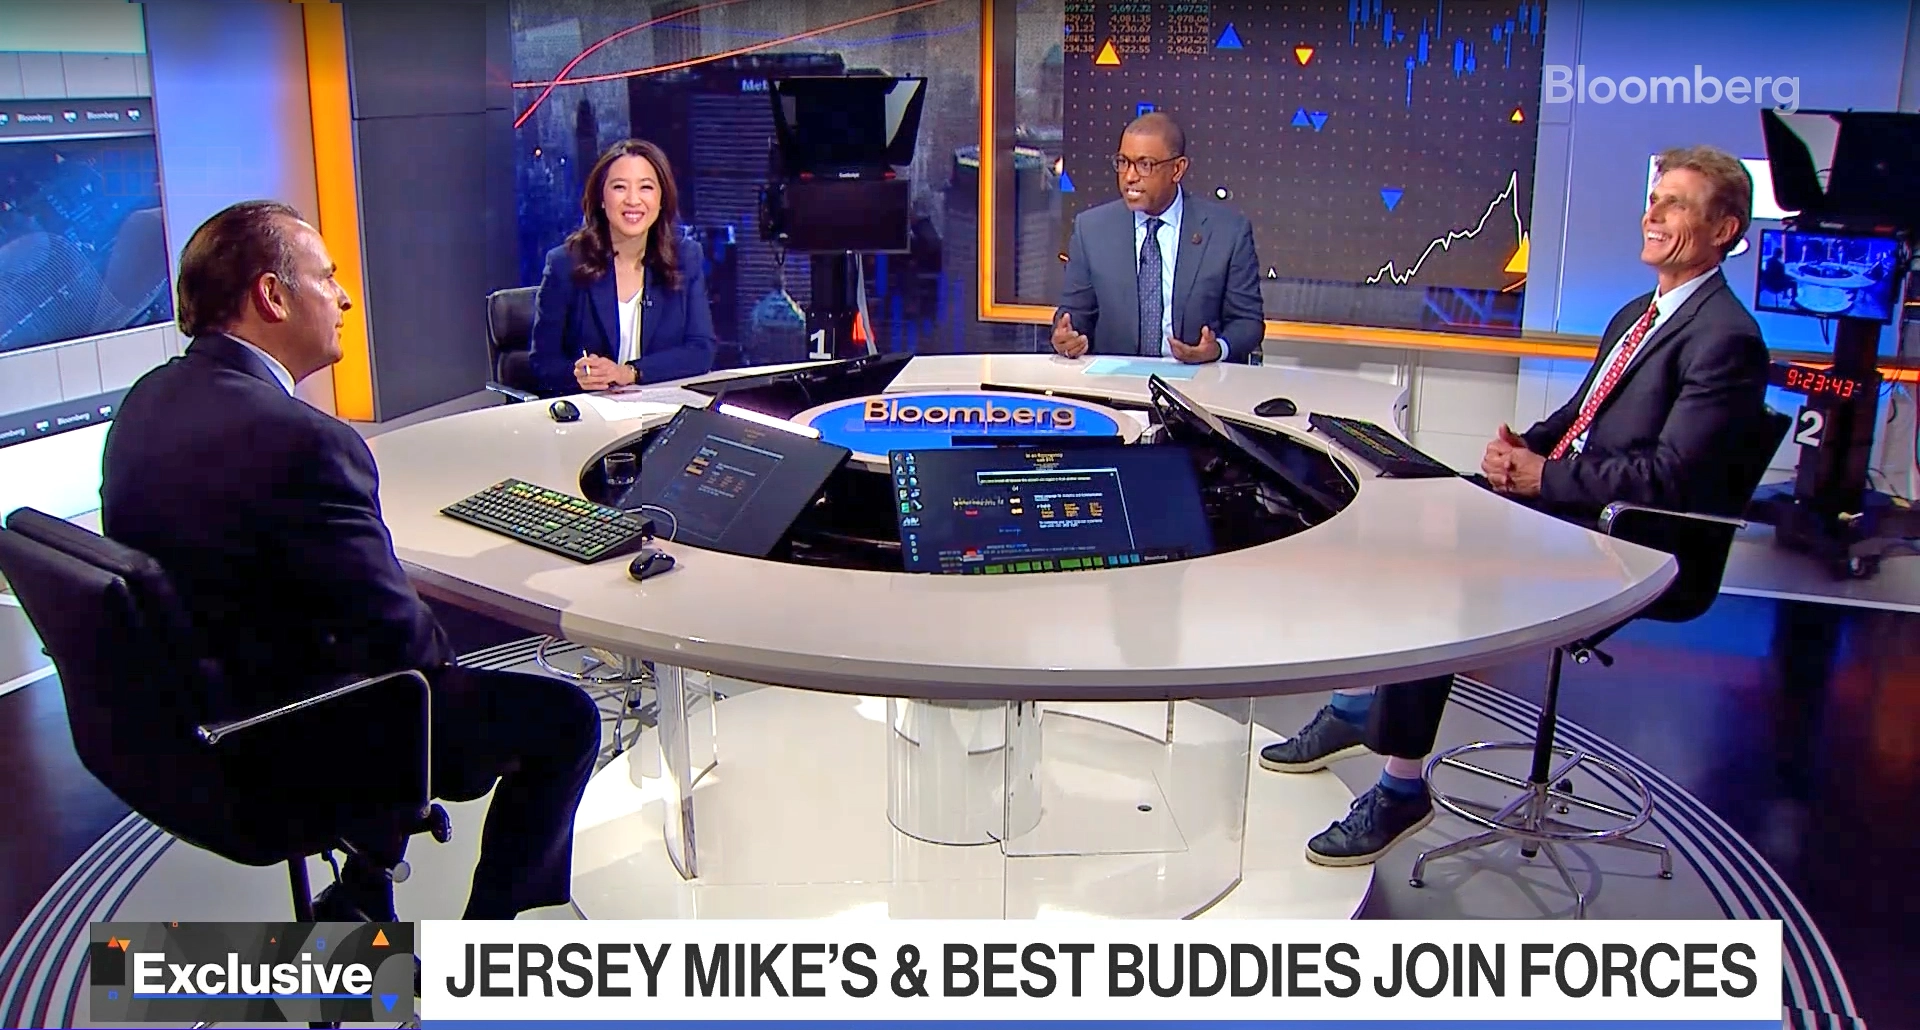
[978,0,997,323]
[301,3,373,421]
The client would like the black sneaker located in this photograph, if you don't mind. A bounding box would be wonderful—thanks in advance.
[1305,785,1434,867]
[1259,704,1368,772]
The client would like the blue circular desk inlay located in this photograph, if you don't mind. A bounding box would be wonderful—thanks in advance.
[796,391,1124,457]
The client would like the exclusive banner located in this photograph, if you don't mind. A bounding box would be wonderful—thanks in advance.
[87,920,415,1024]
[418,919,1781,1023]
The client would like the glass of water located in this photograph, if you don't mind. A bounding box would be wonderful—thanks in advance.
[603,452,637,488]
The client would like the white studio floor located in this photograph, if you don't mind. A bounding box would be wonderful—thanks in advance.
[0,637,1855,1029]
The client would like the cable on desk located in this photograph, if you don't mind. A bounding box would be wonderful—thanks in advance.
[635,504,678,542]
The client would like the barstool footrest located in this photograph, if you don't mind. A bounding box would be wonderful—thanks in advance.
[1409,739,1671,918]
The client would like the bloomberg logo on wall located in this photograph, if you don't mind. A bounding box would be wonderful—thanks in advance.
[798,392,1124,457]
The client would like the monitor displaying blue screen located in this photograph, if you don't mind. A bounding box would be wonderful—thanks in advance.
[891,444,1213,575]
[1754,229,1902,324]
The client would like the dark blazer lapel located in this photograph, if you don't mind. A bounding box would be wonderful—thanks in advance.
[1589,272,1725,422]
[1567,295,1650,404]
[637,266,656,357]
[589,273,619,358]
[1170,200,1210,342]
[1104,203,1141,354]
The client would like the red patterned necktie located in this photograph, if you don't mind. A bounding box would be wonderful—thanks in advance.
[1549,299,1660,459]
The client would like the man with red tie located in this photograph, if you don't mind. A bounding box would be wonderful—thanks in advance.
[1259,144,1773,867]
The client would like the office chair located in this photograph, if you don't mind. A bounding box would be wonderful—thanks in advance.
[0,508,452,928]
[1411,408,1792,917]
[485,286,540,402]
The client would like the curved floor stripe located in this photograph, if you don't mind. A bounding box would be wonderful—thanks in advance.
[1452,677,1857,1025]
[0,649,1858,1029]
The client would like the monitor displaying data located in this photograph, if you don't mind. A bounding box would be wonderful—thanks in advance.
[893,444,1213,575]
[633,406,850,558]
[1754,230,1903,324]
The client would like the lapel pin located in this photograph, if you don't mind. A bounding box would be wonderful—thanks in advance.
[1191,232,1203,246]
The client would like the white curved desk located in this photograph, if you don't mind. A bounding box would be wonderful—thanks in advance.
[369,354,1676,919]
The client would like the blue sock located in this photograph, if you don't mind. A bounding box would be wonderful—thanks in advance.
[1329,691,1372,726]
[1378,770,1424,798]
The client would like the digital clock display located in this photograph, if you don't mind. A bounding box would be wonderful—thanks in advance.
[1769,363,1875,400]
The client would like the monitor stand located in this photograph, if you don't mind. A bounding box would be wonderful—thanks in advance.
[1748,316,1920,578]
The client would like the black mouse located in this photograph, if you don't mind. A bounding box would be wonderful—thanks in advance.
[629,548,675,581]
[1254,397,1297,417]
[548,399,580,422]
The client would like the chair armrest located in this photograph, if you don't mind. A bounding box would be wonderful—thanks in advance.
[195,670,433,822]
[196,669,429,746]
[1598,501,1746,538]
[485,381,538,403]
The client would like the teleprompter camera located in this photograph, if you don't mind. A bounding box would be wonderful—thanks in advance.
[1748,108,1920,577]
[756,75,926,362]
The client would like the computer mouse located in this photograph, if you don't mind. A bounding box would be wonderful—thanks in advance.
[549,399,580,422]
[1254,397,1297,417]
[629,548,675,581]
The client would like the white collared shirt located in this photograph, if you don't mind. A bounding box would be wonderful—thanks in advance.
[1132,188,1225,360]
[616,282,645,364]
[1571,266,1719,451]
[228,334,296,395]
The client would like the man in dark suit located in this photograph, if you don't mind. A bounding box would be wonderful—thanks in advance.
[1259,145,1773,867]
[101,201,601,920]
[1052,112,1265,364]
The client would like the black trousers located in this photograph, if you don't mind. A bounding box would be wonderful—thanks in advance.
[355,665,601,919]
[1364,479,1596,761]
[1364,674,1457,760]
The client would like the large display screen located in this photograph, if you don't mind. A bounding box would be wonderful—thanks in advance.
[0,113,171,356]
[0,5,174,453]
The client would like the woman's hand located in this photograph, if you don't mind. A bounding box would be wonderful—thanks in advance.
[574,355,637,391]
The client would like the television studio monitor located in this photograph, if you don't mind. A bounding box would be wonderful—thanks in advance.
[1761,109,1920,228]
[770,75,925,175]
[629,405,850,558]
[892,443,1214,575]
[1754,229,1903,324]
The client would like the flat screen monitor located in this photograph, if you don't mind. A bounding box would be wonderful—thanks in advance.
[892,443,1213,575]
[770,75,924,174]
[1754,229,1903,324]
[781,178,911,253]
[686,352,911,419]
[630,406,850,558]
[1146,375,1344,520]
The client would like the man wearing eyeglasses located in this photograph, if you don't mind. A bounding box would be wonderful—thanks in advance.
[1053,111,1265,363]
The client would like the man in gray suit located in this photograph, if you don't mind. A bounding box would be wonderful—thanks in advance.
[1052,112,1265,364]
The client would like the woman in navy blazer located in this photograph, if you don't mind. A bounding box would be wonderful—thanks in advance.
[529,138,716,396]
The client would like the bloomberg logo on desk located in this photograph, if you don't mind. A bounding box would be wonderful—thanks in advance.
[797,391,1123,458]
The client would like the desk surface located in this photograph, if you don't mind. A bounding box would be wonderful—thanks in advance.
[369,354,1675,700]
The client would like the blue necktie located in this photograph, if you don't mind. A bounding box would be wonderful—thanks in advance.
[1137,217,1163,356]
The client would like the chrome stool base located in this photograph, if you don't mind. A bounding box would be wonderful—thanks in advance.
[1410,740,1672,919]
[535,636,653,755]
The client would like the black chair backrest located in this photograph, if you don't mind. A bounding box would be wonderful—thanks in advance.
[1612,407,1792,625]
[0,508,289,863]
[487,287,536,357]
[487,286,539,394]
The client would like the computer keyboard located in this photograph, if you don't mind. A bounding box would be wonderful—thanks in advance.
[1307,413,1456,479]
[441,479,655,562]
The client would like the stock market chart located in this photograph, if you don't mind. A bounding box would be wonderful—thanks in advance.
[1061,0,1546,331]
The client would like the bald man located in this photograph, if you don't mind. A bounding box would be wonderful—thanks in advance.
[1053,112,1265,364]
